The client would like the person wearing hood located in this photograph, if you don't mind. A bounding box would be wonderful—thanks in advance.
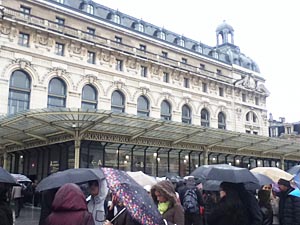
[44,183,94,225]
[87,180,108,225]
[151,180,184,225]
[0,182,13,225]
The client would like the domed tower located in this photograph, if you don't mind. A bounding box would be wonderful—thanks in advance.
[216,20,234,46]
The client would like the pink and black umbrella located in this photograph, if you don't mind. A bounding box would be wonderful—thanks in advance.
[102,167,164,225]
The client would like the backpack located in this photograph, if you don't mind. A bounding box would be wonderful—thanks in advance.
[182,188,199,213]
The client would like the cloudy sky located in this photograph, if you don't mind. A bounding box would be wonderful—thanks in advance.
[95,0,299,122]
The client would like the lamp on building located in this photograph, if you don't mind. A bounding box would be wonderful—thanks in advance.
[228,162,232,166]
[125,155,129,160]
[257,160,261,166]
[157,157,160,163]
[124,160,128,164]
[153,153,157,158]
[236,159,240,165]
[185,155,189,160]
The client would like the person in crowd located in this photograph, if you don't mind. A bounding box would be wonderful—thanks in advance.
[236,183,263,225]
[258,189,273,225]
[44,183,94,225]
[0,182,13,225]
[207,182,250,225]
[87,179,108,225]
[38,188,58,225]
[277,178,300,225]
[151,180,184,225]
[11,184,23,218]
[262,184,279,225]
[104,194,141,225]
[179,176,204,225]
[202,190,219,225]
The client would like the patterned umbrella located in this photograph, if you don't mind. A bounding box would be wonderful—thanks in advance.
[102,168,164,225]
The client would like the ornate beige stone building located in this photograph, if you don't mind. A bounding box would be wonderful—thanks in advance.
[0,0,296,180]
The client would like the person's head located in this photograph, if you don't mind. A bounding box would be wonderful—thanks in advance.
[261,184,272,191]
[278,178,291,192]
[88,180,99,196]
[219,182,239,200]
[151,180,177,205]
[258,189,271,206]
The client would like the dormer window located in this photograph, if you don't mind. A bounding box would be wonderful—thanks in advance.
[178,38,185,47]
[87,4,94,14]
[159,31,166,40]
[137,23,144,32]
[113,14,121,24]
[213,51,219,59]
[194,45,203,53]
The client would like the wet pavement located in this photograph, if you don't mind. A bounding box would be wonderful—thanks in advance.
[14,205,40,225]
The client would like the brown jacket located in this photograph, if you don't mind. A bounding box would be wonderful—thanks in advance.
[151,180,184,225]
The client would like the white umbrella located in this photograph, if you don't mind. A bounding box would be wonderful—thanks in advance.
[251,167,293,183]
[127,171,157,187]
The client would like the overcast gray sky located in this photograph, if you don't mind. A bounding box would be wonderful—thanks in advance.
[95,0,299,122]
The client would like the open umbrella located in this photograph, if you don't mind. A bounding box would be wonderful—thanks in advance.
[36,168,105,192]
[192,164,259,184]
[288,165,300,175]
[127,171,157,187]
[102,167,164,225]
[251,172,274,186]
[251,167,293,183]
[0,167,17,184]
[190,164,229,180]
[11,174,32,183]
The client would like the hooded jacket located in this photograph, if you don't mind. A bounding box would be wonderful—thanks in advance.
[44,183,94,225]
[87,179,108,225]
[151,180,184,225]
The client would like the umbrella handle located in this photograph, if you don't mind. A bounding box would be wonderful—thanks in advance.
[110,207,126,223]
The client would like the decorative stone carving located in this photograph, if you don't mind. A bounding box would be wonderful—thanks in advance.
[140,87,149,95]
[236,107,242,120]
[50,67,67,77]
[235,74,256,90]
[0,25,11,35]
[12,58,31,69]
[256,83,270,96]
[114,80,125,89]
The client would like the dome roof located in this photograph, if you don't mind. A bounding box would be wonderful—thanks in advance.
[216,20,234,33]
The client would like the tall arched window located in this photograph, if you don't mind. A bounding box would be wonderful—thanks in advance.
[87,4,94,14]
[8,70,31,114]
[111,90,125,113]
[161,100,171,120]
[218,112,226,129]
[48,78,66,108]
[182,104,191,124]
[113,14,121,24]
[137,23,144,32]
[201,109,210,127]
[82,84,97,109]
[137,95,149,117]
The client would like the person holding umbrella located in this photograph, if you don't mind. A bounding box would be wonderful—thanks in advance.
[207,182,249,225]
[151,180,184,225]
[44,183,94,225]
[104,194,141,225]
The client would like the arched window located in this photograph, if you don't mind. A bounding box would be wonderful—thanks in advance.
[218,112,226,129]
[87,4,94,14]
[253,113,258,123]
[137,95,149,117]
[178,39,185,47]
[8,70,31,114]
[161,100,171,121]
[111,90,125,113]
[48,78,66,108]
[201,109,210,127]
[182,104,191,124]
[246,112,250,121]
[82,84,97,109]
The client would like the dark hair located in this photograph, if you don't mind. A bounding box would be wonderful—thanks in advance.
[88,180,99,187]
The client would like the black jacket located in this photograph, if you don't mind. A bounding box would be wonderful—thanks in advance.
[106,205,141,225]
[0,201,13,225]
[278,188,300,225]
[260,206,273,225]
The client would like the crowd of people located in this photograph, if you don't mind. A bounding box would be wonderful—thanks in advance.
[1,172,300,225]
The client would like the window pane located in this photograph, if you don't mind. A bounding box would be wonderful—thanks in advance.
[82,102,97,110]
[161,100,171,120]
[82,85,97,101]
[137,96,149,117]
[111,91,125,113]
[49,78,66,95]
[201,109,210,127]
[10,70,30,89]
[47,96,65,108]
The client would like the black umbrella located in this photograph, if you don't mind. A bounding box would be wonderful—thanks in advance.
[288,165,300,175]
[251,172,274,186]
[198,164,259,184]
[36,168,105,192]
[203,180,222,191]
[0,167,17,184]
[190,164,230,180]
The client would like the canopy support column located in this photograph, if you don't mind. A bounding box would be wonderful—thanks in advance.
[280,156,285,170]
[3,151,8,170]
[203,148,209,165]
[74,130,81,169]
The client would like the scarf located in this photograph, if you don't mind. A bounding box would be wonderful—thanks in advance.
[158,201,170,214]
